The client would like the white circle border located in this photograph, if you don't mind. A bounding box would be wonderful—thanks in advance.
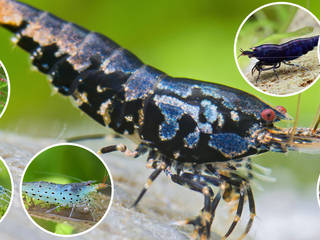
[19,142,114,238]
[0,155,14,224]
[0,60,11,118]
[234,1,320,97]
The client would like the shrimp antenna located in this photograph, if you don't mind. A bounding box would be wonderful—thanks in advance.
[30,171,85,182]
[95,175,110,190]
[289,94,301,145]
[102,175,108,184]
[311,104,320,134]
[66,133,107,142]
[238,48,244,58]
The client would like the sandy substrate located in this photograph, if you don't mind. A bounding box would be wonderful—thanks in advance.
[0,133,319,240]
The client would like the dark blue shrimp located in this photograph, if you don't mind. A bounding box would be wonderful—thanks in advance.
[240,36,319,82]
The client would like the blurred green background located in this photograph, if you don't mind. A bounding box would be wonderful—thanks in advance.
[23,144,109,184]
[0,159,11,189]
[0,0,319,188]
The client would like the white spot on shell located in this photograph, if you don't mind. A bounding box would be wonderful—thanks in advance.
[32,47,43,57]
[173,151,180,159]
[97,85,107,93]
[75,92,88,105]
[231,111,239,121]
[198,123,212,134]
[98,99,112,116]
[98,99,112,124]
[125,115,133,122]
[123,130,129,135]
[11,34,20,44]
[218,113,224,128]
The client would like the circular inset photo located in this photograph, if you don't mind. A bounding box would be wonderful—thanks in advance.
[235,2,320,96]
[20,143,113,237]
[0,61,10,117]
[0,157,13,223]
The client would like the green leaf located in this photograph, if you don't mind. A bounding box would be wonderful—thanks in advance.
[255,26,314,45]
[55,222,74,235]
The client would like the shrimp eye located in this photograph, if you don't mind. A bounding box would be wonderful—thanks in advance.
[261,109,276,122]
[276,105,287,114]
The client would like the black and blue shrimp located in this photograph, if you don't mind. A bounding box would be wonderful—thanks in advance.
[240,36,319,82]
[1,0,320,239]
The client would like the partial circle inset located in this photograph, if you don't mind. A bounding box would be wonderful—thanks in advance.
[0,155,13,224]
[20,143,114,237]
[0,60,10,118]
[234,2,320,97]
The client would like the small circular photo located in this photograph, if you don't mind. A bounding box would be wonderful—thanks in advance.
[20,143,113,237]
[0,61,10,117]
[235,2,320,96]
[0,157,13,223]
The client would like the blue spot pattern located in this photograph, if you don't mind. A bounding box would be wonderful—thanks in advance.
[159,102,182,140]
[184,130,200,148]
[125,66,162,101]
[158,77,192,97]
[208,133,249,157]
[201,99,218,123]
